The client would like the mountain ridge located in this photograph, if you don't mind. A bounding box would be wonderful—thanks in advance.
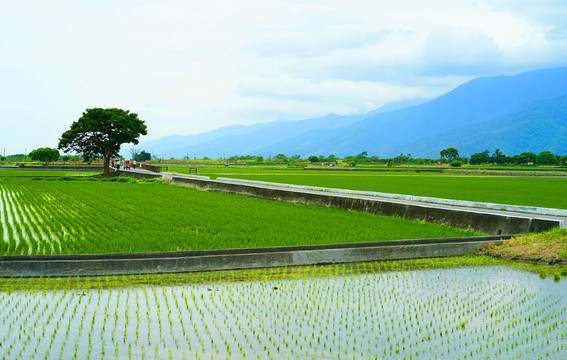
[126,66,567,158]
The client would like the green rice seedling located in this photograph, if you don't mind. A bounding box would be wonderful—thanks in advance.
[1,260,566,359]
[1,177,480,256]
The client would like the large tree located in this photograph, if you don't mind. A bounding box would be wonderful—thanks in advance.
[491,148,506,164]
[58,108,147,177]
[29,147,60,165]
[536,151,559,165]
[470,149,490,165]
[440,147,459,161]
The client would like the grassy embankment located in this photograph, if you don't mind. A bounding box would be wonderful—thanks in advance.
[479,228,567,265]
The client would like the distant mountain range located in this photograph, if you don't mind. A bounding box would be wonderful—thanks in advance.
[126,67,567,159]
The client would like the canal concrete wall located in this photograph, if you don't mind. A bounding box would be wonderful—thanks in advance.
[219,178,567,217]
[169,176,561,235]
[0,236,510,277]
[113,169,162,179]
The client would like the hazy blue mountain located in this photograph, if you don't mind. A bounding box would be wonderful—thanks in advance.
[133,105,413,158]
[393,96,567,158]
[123,121,277,157]
[371,97,430,113]
[126,97,432,158]
[286,66,567,157]
[126,66,567,158]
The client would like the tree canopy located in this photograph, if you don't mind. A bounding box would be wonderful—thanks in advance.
[132,150,152,162]
[29,147,60,164]
[440,147,459,160]
[58,108,147,177]
[536,151,559,165]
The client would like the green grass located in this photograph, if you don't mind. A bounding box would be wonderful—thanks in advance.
[480,228,567,264]
[0,176,479,255]
[170,167,567,209]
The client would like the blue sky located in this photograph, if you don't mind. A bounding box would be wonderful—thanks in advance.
[1,0,567,154]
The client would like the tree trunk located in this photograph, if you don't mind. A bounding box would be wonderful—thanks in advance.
[102,154,111,177]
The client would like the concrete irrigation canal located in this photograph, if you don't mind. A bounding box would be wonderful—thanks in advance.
[0,236,511,277]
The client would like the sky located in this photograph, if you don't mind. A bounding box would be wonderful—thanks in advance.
[1,0,567,155]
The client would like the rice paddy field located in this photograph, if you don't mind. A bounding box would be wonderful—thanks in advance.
[168,167,567,210]
[0,175,479,256]
[1,258,566,360]
[2,169,566,360]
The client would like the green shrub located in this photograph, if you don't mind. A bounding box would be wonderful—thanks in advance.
[450,161,462,167]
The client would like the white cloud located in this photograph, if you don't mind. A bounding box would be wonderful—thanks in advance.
[1,0,567,153]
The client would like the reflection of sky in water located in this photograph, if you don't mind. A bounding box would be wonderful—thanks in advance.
[1,266,566,359]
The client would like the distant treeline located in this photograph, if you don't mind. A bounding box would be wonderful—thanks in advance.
[1,153,82,162]
[4,148,565,166]
[226,149,567,166]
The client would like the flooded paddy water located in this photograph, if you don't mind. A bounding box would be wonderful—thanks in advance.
[1,264,566,359]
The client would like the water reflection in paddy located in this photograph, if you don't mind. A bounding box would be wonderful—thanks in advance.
[1,265,565,359]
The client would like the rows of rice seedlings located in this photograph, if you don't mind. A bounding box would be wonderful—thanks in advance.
[0,263,565,359]
[0,182,62,255]
[0,181,70,255]
[0,177,480,255]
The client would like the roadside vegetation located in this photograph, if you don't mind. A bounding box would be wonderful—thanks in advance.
[479,228,567,265]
